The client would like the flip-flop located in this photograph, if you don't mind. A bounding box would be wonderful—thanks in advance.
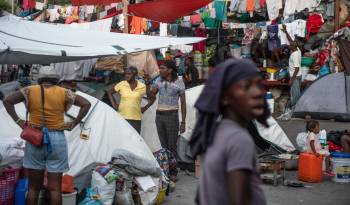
[324,171,335,177]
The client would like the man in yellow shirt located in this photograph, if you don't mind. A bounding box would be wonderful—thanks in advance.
[108,66,154,133]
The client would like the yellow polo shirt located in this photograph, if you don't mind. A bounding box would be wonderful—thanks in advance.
[115,80,146,120]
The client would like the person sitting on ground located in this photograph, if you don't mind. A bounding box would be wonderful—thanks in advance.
[341,130,350,153]
[3,66,91,205]
[107,66,154,134]
[306,120,334,176]
[190,59,268,205]
[327,129,350,153]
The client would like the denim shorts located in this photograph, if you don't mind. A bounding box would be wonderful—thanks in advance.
[23,131,69,173]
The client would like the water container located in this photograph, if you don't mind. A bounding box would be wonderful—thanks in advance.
[62,191,77,205]
[331,152,350,183]
[265,92,274,113]
[298,152,323,183]
[15,178,28,205]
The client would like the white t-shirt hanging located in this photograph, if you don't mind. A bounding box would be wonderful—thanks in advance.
[266,0,282,20]
[288,48,302,77]
[238,0,247,13]
[278,23,294,45]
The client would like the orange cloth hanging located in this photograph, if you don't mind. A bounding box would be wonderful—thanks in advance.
[247,0,255,12]
[130,16,147,34]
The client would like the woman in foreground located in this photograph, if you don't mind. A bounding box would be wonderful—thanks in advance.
[190,59,269,205]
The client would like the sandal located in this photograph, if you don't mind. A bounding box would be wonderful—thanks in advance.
[324,171,335,177]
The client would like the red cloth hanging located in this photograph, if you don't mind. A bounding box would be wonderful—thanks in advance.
[306,14,324,39]
[259,0,266,8]
[22,0,36,10]
[129,0,212,23]
[193,28,206,53]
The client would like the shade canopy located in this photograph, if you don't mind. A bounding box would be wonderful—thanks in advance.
[0,15,205,64]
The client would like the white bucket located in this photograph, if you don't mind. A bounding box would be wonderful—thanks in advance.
[62,191,77,205]
[331,155,350,183]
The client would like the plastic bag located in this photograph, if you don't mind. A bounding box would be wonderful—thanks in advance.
[296,132,308,152]
[114,190,134,205]
[91,171,116,205]
[78,188,103,205]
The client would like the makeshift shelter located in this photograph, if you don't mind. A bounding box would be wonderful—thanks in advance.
[0,92,160,202]
[141,85,295,156]
[0,15,205,64]
[293,72,350,121]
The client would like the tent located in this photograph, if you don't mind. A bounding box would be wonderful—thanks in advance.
[141,85,295,155]
[0,92,160,203]
[0,15,205,64]
[293,72,350,121]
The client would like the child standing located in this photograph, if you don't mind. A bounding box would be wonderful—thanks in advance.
[306,120,334,176]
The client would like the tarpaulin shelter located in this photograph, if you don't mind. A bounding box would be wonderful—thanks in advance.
[69,0,212,23]
[128,0,212,23]
[0,91,160,202]
[141,85,295,154]
[293,72,350,121]
[0,15,205,64]
[71,0,121,6]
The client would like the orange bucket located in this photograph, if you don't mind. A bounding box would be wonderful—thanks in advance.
[298,152,323,183]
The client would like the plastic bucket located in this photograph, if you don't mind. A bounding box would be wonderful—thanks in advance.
[156,187,167,205]
[62,191,77,205]
[331,152,350,183]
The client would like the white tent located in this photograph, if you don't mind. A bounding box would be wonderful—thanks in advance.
[0,15,205,64]
[0,92,160,203]
[141,85,295,153]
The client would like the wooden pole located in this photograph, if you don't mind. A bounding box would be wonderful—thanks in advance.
[122,0,129,34]
[11,0,14,14]
[334,0,340,32]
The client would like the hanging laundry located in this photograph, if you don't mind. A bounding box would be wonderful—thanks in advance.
[47,9,60,22]
[214,0,227,21]
[259,0,266,8]
[193,28,206,53]
[266,0,282,21]
[283,0,298,17]
[130,16,147,34]
[22,0,36,10]
[230,0,240,12]
[267,24,281,51]
[238,0,247,13]
[306,14,324,39]
[242,24,255,45]
[246,0,255,14]
[278,24,293,45]
[284,0,321,16]
[208,2,216,18]
[190,13,203,26]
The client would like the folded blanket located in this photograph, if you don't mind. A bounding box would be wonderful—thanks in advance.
[110,149,161,177]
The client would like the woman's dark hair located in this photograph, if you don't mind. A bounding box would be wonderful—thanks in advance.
[306,120,319,132]
[164,60,178,81]
[125,66,138,77]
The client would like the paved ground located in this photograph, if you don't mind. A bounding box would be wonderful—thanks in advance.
[164,119,350,205]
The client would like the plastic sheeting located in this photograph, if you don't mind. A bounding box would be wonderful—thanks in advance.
[129,0,212,23]
[141,85,295,153]
[293,72,350,121]
[0,15,205,64]
[0,92,160,203]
